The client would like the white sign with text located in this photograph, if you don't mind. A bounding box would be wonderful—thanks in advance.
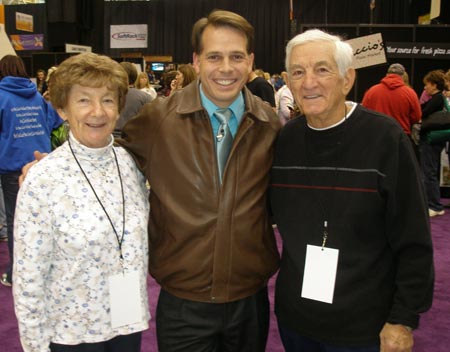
[346,33,386,69]
[110,24,147,49]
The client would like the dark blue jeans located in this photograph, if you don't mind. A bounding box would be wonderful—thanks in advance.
[1,172,20,283]
[0,181,7,237]
[420,141,445,211]
[278,324,379,352]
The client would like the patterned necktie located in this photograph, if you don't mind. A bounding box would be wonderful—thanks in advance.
[214,108,233,184]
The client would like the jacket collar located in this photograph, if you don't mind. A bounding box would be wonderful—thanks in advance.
[175,79,273,123]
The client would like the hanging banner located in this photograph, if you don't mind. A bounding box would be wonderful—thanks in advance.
[385,42,450,59]
[346,33,386,69]
[110,24,147,49]
[10,34,43,51]
[16,12,33,32]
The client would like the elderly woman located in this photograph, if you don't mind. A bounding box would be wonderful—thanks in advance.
[13,53,150,352]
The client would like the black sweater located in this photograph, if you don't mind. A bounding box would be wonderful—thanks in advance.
[270,104,434,347]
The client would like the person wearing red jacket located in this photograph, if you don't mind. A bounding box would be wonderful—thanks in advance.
[362,63,422,160]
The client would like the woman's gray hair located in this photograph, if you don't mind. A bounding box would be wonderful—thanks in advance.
[285,29,355,78]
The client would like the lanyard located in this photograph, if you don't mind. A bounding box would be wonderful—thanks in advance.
[304,104,348,249]
[68,138,126,264]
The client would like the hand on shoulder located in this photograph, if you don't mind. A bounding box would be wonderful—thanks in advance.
[19,151,48,186]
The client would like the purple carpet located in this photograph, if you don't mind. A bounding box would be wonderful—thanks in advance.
[1,208,449,351]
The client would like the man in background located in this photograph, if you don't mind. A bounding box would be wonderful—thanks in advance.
[115,61,153,136]
[362,63,422,160]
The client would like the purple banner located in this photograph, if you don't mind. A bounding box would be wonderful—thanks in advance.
[10,34,43,51]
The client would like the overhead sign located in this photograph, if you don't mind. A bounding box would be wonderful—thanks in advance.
[346,33,386,69]
[386,42,450,60]
[65,43,92,53]
[110,24,147,49]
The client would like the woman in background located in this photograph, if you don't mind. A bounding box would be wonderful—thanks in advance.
[35,69,48,95]
[420,69,448,217]
[43,66,58,101]
[135,71,157,100]
[159,70,178,97]
[0,55,62,287]
[169,63,197,93]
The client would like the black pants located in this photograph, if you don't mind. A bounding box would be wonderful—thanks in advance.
[49,332,142,352]
[279,324,379,352]
[156,288,270,352]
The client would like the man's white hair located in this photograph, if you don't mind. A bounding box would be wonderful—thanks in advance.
[285,29,355,78]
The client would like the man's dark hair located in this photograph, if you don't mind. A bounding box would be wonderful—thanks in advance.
[120,61,138,85]
[191,10,254,55]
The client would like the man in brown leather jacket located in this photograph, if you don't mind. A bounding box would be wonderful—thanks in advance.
[119,9,281,352]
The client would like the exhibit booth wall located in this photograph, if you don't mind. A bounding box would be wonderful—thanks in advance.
[299,24,450,101]
[1,1,449,100]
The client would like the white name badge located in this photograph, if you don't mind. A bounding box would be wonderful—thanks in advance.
[301,244,339,304]
[109,271,143,328]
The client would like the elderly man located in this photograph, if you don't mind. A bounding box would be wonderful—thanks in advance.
[270,29,434,352]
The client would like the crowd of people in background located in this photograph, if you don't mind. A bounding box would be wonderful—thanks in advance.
[362,65,450,217]
[10,56,450,142]
[0,8,449,352]
[30,59,300,126]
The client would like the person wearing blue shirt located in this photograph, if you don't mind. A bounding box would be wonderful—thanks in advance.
[0,55,63,287]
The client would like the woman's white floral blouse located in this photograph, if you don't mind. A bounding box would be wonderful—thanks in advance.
[13,134,150,352]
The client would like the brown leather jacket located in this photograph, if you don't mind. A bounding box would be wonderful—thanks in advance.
[119,81,281,303]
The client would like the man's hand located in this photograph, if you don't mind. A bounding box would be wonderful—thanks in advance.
[19,151,48,186]
[380,322,413,352]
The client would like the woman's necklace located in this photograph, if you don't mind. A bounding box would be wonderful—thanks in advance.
[68,138,126,263]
